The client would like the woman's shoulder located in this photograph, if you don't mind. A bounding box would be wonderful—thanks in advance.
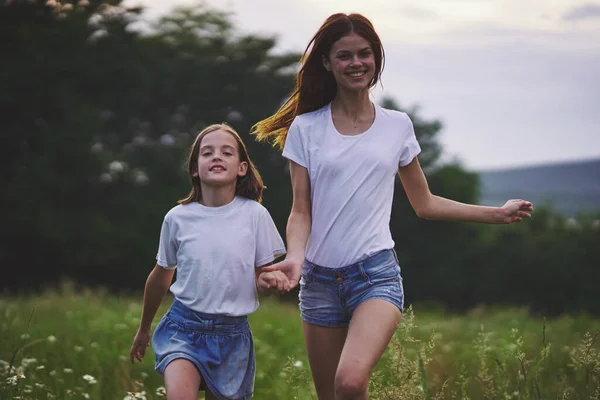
[376,104,412,126]
[294,103,330,127]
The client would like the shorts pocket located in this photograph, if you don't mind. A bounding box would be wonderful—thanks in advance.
[361,262,400,286]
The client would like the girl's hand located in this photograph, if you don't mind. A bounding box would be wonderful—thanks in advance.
[500,199,534,223]
[257,270,291,293]
[129,328,151,364]
[260,259,303,290]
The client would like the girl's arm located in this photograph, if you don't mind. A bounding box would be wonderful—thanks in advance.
[256,263,291,294]
[261,161,312,288]
[398,157,533,224]
[130,264,174,363]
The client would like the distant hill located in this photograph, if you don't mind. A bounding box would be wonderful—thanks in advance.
[476,158,600,217]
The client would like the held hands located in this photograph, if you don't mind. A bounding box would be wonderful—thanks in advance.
[129,328,151,364]
[257,270,291,294]
[500,199,534,223]
[260,258,303,290]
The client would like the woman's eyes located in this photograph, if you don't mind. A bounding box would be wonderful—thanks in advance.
[337,51,372,60]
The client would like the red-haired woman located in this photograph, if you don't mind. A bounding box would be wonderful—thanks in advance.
[253,13,533,400]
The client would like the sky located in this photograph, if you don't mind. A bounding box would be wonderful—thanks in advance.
[123,0,600,170]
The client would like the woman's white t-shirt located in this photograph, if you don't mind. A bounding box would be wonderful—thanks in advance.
[282,102,421,267]
[156,196,286,316]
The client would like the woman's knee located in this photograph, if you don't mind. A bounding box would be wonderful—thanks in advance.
[334,367,369,398]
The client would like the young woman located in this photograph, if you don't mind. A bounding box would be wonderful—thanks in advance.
[252,13,533,400]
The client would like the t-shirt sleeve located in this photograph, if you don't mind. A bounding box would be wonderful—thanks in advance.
[156,216,177,270]
[255,209,286,267]
[398,116,422,167]
[282,118,308,168]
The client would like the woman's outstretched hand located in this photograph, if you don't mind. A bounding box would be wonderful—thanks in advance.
[260,258,303,290]
[501,199,534,223]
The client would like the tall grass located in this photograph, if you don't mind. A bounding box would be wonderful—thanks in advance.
[1,284,598,399]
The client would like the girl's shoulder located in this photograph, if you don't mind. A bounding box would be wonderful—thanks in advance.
[236,197,269,216]
[162,203,189,222]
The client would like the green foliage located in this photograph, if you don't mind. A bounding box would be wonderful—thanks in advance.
[1,0,598,317]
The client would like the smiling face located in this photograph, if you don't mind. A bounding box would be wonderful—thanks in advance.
[194,129,248,188]
[323,32,376,93]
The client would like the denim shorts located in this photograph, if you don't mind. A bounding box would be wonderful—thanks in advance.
[152,299,255,400]
[299,249,404,328]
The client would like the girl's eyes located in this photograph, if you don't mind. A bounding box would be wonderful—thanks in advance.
[201,151,233,156]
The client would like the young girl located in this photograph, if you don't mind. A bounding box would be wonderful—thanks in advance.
[129,123,288,400]
[252,13,534,400]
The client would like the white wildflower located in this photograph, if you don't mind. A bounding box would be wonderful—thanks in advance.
[155,386,166,397]
[159,134,175,146]
[47,335,57,343]
[293,360,303,368]
[7,374,25,385]
[21,358,37,368]
[109,161,126,174]
[83,374,97,384]
[64,368,73,374]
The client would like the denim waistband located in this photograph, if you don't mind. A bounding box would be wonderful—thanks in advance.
[303,249,398,283]
[167,299,249,333]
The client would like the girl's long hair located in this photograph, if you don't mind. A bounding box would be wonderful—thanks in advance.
[251,13,384,149]
[179,124,265,204]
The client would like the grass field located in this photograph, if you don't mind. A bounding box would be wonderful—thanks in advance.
[1,285,599,399]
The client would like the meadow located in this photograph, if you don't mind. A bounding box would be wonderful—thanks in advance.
[1,284,598,400]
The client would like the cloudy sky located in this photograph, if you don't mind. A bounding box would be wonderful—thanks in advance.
[124,0,600,170]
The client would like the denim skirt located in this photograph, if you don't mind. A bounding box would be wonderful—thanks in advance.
[152,299,255,400]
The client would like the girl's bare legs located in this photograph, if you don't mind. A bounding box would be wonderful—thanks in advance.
[334,299,402,400]
[164,359,201,400]
[303,323,348,399]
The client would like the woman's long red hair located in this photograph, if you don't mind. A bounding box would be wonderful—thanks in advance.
[251,13,384,149]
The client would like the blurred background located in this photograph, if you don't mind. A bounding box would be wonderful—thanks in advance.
[2,0,599,315]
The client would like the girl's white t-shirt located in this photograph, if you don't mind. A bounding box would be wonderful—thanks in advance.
[156,196,286,316]
[282,102,421,267]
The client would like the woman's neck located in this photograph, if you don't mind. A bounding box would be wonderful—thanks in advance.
[331,89,372,121]
[199,183,236,207]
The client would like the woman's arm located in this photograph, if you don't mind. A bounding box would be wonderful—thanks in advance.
[398,158,533,224]
[261,161,311,288]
